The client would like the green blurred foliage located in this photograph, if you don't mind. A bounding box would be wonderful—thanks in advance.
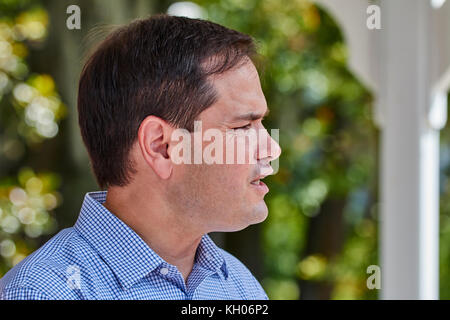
[438,92,450,299]
[0,0,65,275]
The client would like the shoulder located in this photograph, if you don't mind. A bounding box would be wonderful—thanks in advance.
[218,248,269,300]
[0,227,94,300]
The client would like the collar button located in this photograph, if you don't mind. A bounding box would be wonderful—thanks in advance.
[160,267,169,275]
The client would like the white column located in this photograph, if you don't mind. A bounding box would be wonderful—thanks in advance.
[316,0,445,299]
[379,0,440,299]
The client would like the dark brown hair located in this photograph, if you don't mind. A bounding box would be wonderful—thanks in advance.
[77,14,257,189]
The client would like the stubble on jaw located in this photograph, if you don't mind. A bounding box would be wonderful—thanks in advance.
[166,160,258,232]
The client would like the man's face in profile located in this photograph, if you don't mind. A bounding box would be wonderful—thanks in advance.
[167,60,281,233]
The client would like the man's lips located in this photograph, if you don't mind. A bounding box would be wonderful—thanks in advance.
[250,179,269,194]
[249,167,273,195]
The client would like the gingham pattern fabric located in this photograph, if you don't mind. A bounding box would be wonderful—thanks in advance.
[0,191,269,300]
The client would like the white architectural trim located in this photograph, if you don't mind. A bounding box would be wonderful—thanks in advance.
[316,0,446,299]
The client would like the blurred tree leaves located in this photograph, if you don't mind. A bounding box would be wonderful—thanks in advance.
[438,92,450,299]
[0,0,64,275]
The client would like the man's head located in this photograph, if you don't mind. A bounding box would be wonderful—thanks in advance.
[78,14,281,232]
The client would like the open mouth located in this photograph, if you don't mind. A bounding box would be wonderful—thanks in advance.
[249,167,273,194]
[249,178,269,194]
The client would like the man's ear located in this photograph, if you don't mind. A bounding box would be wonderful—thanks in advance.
[138,115,173,180]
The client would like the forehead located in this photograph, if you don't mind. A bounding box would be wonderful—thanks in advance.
[200,61,267,123]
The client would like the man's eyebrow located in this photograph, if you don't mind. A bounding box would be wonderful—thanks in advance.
[232,108,270,121]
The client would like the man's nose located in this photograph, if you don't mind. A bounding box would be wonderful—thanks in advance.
[257,128,282,162]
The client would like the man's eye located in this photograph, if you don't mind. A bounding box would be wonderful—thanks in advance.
[234,124,252,130]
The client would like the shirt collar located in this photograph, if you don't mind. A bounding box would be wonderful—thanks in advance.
[195,230,229,280]
[74,191,228,289]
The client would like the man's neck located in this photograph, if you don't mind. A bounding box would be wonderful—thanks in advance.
[103,186,204,283]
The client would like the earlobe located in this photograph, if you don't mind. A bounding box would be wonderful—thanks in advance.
[138,116,173,180]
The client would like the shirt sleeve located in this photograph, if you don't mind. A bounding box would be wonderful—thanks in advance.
[0,286,52,300]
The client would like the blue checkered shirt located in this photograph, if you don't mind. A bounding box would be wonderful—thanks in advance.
[0,191,269,300]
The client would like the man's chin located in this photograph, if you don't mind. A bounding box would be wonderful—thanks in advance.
[235,201,269,231]
[252,201,269,223]
[214,206,268,232]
